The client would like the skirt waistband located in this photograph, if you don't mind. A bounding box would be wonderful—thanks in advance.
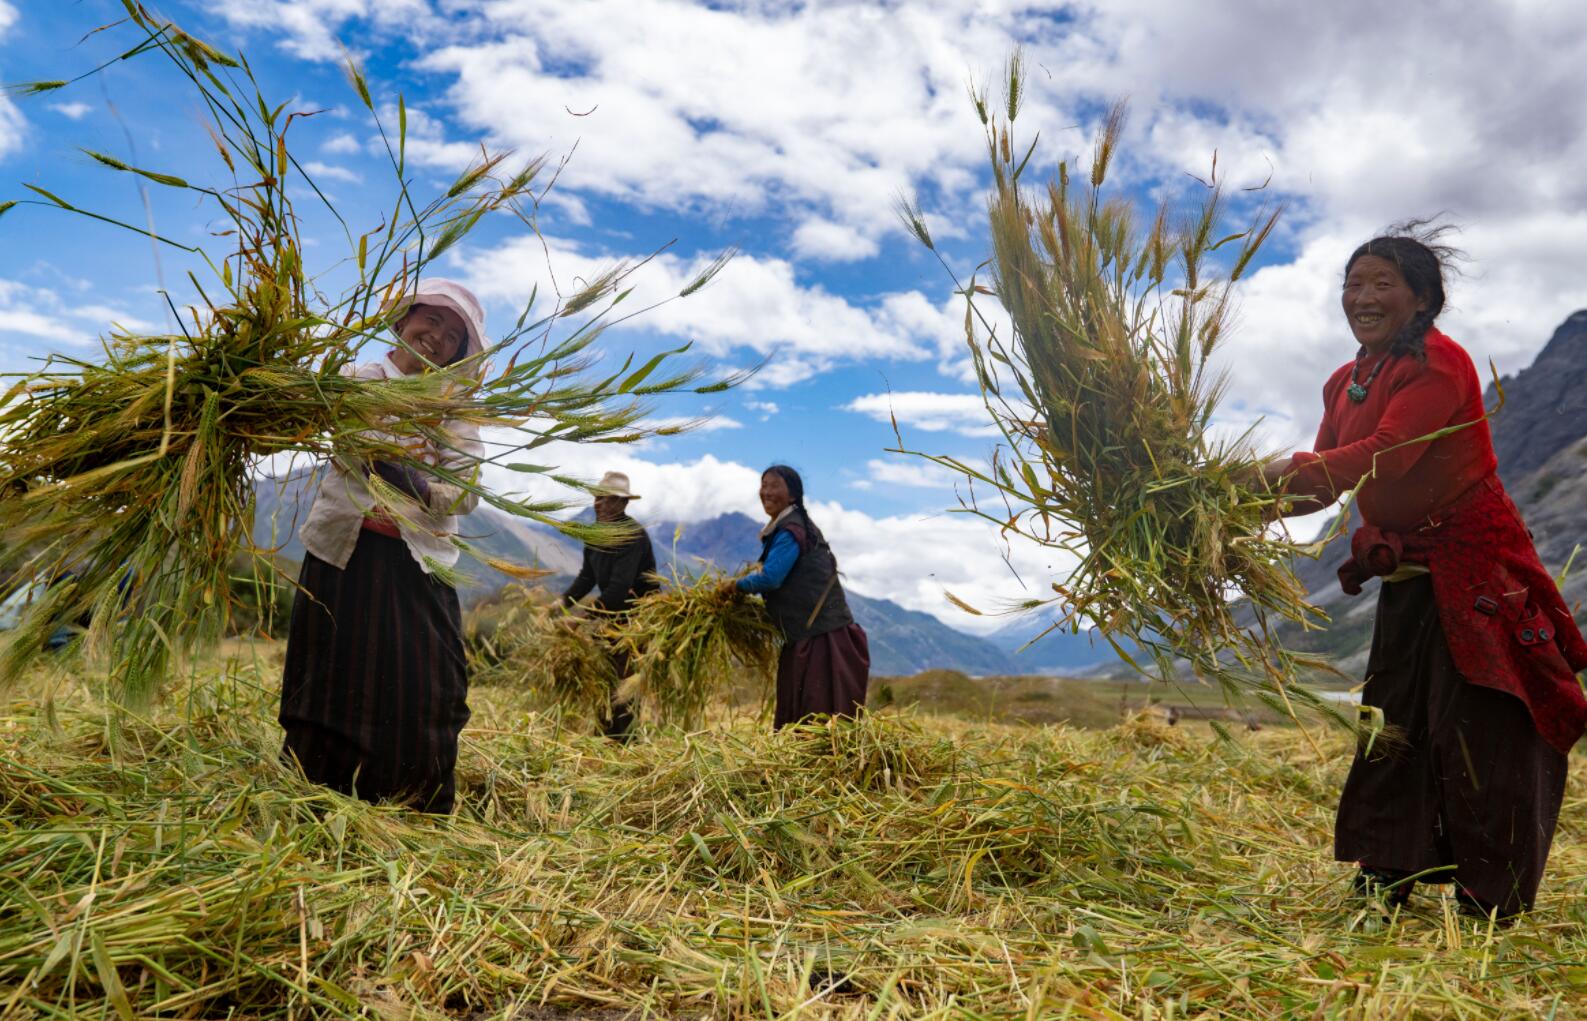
[361,515,402,539]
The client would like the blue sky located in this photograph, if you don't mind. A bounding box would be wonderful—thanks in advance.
[3,1,1586,633]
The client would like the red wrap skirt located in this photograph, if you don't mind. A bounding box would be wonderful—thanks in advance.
[773,622,870,729]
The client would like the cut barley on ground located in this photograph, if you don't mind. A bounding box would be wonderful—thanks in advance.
[2,653,1583,1019]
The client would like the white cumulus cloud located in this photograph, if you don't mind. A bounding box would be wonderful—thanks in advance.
[199,0,439,61]
[790,218,880,262]
[844,391,997,438]
[302,160,363,184]
[851,458,956,491]
[0,93,23,162]
[0,280,156,351]
[321,132,362,154]
[50,101,93,120]
[205,0,1081,250]
[456,236,971,385]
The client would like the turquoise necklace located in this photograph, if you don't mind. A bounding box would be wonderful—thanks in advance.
[1347,349,1389,403]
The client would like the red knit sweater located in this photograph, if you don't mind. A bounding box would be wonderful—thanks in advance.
[1335,476,1587,753]
[1286,327,1496,530]
[1288,327,1587,752]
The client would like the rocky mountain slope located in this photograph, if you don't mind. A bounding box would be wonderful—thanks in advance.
[1489,310,1587,484]
[1281,309,1587,673]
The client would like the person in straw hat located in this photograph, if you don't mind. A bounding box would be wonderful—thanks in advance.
[279,278,487,813]
[560,470,660,739]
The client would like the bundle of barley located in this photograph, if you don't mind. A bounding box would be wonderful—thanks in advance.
[0,8,735,702]
[610,573,781,729]
[897,55,1332,703]
[469,586,616,725]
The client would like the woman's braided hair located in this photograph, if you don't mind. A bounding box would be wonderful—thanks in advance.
[1345,219,1463,364]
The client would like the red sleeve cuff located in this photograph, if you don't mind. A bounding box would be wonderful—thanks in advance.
[1285,450,1347,504]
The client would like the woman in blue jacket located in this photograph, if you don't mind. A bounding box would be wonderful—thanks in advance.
[734,465,869,728]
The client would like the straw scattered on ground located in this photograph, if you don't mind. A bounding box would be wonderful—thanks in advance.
[2,651,1585,1019]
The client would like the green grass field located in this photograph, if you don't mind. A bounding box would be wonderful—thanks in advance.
[2,645,1584,1019]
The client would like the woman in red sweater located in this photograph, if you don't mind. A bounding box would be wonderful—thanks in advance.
[1267,228,1587,919]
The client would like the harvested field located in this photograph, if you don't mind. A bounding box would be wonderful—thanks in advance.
[1,647,1585,1019]
[869,669,1313,731]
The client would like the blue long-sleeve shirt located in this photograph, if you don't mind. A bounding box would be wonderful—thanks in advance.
[737,530,799,593]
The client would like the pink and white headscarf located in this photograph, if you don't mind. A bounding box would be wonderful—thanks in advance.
[384,277,488,375]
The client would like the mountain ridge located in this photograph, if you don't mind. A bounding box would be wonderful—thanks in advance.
[250,485,1100,676]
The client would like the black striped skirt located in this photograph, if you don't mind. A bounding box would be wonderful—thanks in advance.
[1334,575,1567,914]
[279,529,470,813]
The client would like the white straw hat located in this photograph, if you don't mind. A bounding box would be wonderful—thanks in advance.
[594,471,640,500]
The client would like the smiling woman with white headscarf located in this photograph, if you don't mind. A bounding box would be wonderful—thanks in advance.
[279,279,487,814]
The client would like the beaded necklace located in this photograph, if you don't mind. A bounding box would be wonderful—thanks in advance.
[1347,348,1391,403]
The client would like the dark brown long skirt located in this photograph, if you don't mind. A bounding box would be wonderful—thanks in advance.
[774,622,870,730]
[279,530,471,813]
[1334,575,1568,915]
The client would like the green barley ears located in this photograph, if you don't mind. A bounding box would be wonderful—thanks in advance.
[898,57,1335,710]
[0,5,741,703]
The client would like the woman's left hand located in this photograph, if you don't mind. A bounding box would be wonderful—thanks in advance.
[1259,456,1293,488]
[716,579,741,600]
[1237,456,1292,490]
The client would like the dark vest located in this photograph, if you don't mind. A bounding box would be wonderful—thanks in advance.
[759,506,853,642]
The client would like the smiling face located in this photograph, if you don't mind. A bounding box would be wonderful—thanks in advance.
[1341,254,1428,352]
[390,303,468,375]
[759,471,792,519]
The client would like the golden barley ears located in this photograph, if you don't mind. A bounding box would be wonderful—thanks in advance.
[467,586,618,727]
[609,572,782,730]
[897,55,1332,702]
[0,5,740,703]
